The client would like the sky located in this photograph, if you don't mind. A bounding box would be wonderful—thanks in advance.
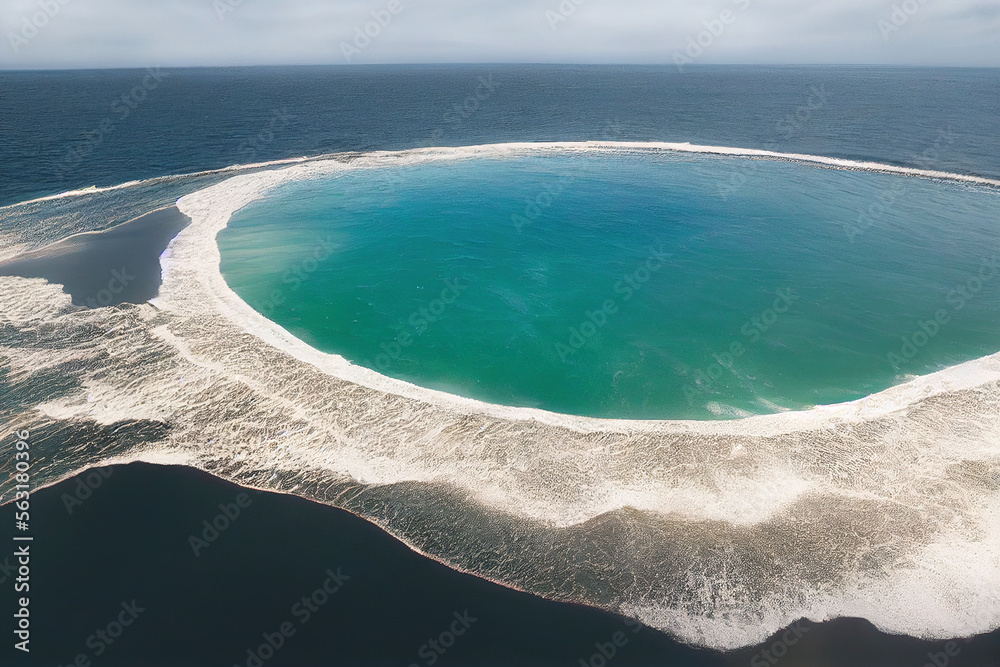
[1,0,998,69]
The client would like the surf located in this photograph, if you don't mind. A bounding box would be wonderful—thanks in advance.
[1,141,998,650]
[3,140,999,214]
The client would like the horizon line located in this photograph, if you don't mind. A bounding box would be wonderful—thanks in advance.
[3,62,1000,72]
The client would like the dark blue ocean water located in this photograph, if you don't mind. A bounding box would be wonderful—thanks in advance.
[3,463,999,667]
[1,65,999,207]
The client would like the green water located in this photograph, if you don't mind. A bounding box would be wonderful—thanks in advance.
[219,152,1000,419]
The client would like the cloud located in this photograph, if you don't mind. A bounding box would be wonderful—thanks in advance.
[1,0,997,69]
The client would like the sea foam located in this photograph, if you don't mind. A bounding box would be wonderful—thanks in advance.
[1,142,999,650]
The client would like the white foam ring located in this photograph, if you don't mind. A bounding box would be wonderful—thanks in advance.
[0,156,314,211]
[3,142,1000,650]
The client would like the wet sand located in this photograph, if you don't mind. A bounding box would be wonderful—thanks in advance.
[0,206,190,307]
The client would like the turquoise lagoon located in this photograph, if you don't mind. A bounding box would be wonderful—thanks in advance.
[218,151,1000,420]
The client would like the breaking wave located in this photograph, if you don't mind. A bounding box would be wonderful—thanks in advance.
[1,142,999,650]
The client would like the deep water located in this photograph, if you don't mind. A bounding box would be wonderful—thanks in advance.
[3,65,1000,207]
[1,463,998,667]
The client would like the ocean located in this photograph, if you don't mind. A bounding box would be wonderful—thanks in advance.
[0,65,999,666]
[3,65,1000,207]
